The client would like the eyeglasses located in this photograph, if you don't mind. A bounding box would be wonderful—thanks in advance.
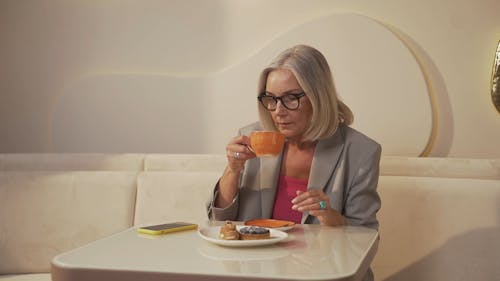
[258,92,306,111]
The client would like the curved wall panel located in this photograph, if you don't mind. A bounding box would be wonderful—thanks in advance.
[53,13,431,156]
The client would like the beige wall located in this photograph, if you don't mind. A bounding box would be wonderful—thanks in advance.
[0,0,499,157]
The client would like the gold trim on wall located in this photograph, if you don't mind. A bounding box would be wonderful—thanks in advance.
[492,39,500,113]
[377,22,438,156]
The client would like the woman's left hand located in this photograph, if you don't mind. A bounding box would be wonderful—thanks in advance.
[291,189,347,226]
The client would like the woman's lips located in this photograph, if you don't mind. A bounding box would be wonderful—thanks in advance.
[276,122,292,128]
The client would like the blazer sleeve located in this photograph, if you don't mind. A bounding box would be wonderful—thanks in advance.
[206,179,239,221]
[343,144,382,230]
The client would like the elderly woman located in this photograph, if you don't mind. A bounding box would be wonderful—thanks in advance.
[207,44,381,231]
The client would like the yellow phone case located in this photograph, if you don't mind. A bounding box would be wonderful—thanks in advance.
[138,222,198,235]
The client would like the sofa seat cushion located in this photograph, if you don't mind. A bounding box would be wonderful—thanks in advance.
[373,176,500,281]
[134,171,220,226]
[0,172,138,274]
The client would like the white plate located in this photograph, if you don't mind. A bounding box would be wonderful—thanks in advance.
[198,225,288,247]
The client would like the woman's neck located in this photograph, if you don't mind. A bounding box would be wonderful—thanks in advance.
[286,138,316,151]
[281,139,316,179]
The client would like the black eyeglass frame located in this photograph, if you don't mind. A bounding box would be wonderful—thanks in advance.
[258,92,306,111]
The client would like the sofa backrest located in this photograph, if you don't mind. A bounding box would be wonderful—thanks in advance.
[380,156,500,179]
[0,153,145,171]
[133,171,220,226]
[373,175,500,281]
[143,154,226,173]
[1,155,499,280]
[2,154,499,180]
[0,171,138,274]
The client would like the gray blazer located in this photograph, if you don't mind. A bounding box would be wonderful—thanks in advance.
[208,122,382,229]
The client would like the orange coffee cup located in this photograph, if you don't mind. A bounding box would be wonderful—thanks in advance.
[249,131,285,157]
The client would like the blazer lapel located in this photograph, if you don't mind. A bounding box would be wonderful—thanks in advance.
[259,153,283,218]
[302,128,345,223]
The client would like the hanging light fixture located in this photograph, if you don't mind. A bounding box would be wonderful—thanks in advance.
[492,39,500,113]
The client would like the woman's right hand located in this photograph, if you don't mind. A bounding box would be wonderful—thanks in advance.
[216,135,256,208]
[225,135,256,173]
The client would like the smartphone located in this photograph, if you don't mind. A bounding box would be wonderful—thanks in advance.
[137,222,198,235]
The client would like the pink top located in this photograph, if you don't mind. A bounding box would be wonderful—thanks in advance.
[272,175,308,223]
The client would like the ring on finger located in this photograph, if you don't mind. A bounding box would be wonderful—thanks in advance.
[319,200,327,210]
[233,152,240,159]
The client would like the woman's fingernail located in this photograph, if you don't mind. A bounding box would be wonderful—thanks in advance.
[291,205,298,210]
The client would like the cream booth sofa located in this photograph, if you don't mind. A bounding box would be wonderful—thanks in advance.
[0,154,499,281]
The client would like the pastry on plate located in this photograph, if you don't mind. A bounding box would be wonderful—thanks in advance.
[238,226,270,240]
[219,221,240,240]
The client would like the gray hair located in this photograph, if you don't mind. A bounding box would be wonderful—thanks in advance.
[257,44,353,142]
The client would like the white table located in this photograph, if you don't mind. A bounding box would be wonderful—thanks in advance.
[51,223,378,281]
